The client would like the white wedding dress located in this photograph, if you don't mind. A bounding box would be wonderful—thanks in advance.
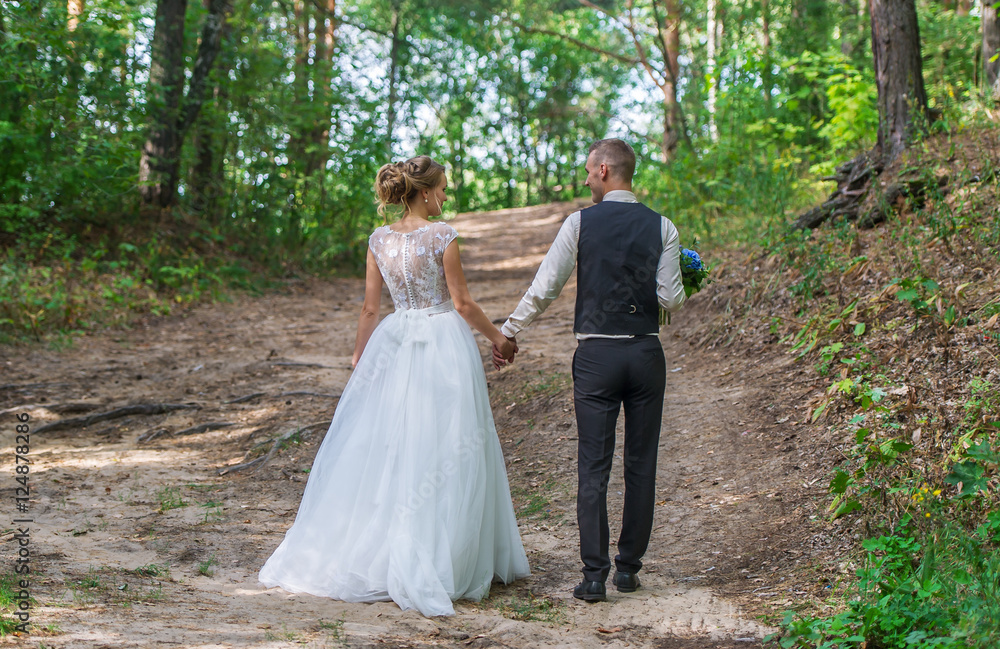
[258,221,530,617]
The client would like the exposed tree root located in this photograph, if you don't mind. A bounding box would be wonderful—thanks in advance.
[217,421,328,476]
[34,403,201,434]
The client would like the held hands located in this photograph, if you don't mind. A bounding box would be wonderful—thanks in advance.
[491,336,518,370]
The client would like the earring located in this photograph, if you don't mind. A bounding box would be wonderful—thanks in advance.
[425,197,428,203]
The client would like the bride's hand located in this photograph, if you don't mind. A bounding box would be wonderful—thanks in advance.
[491,343,506,370]
[492,337,517,370]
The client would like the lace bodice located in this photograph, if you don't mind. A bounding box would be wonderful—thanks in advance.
[369,222,459,310]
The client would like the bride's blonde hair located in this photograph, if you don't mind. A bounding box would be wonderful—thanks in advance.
[374,155,446,222]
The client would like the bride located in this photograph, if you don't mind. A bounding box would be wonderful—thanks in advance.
[258,155,531,617]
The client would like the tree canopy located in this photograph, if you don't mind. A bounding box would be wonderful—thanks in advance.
[0,0,994,270]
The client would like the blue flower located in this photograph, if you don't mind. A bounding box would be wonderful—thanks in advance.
[680,248,702,270]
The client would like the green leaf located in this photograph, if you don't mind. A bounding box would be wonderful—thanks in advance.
[830,470,851,494]
[945,460,987,498]
[896,288,919,303]
[966,439,998,463]
[832,499,862,519]
[853,322,866,336]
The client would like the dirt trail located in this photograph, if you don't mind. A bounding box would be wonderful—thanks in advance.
[1,200,827,648]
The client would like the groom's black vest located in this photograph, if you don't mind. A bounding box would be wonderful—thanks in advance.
[574,200,663,336]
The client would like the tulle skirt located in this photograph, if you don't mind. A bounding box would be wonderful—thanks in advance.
[258,301,531,617]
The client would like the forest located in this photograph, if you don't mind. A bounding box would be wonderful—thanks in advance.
[1,0,999,647]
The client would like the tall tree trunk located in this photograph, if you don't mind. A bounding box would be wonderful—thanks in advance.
[537,137,550,202]
[517,104,533,205]
[190,0,231,218]
[307,0,335,176]
[386,0,401,153]
[658,0,681,162]
[139,0,187,208]
[957,0,972,15]
[286,0,335,177]
[985,0,1000,102]
[869,0,929,165]
[139,0,232,209]
[707,0,718,141]
[287,0,310,170]
[762,0,772,110]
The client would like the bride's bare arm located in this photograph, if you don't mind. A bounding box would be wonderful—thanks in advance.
[442,240,514,359]
[352,249,383,368]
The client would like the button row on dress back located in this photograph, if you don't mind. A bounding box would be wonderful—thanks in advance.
[402,233,416,309]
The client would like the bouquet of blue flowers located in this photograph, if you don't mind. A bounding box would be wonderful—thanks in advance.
[660,246,711,325]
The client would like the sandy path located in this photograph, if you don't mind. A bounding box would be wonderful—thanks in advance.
[0,200,822,648]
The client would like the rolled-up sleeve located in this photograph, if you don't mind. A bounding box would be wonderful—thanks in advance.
[500,212,580,338]
[657,218,686,312]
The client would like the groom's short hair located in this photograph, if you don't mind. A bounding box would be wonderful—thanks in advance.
[588,138,636,181]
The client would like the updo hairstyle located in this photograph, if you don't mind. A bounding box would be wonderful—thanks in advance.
[374,155,446,220]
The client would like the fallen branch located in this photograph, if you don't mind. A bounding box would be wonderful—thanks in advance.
[33,403,201,434]
[0,402,101,416]
[217,421,328,476]
[271,361,336,369]
[139,421,237,443]
[224,392,266,404]
[0,382,72,392]
[174,422,237,436]
[278,391,341,399]
[223,391,340,405]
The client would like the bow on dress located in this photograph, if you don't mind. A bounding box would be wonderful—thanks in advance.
[395,308,433,346]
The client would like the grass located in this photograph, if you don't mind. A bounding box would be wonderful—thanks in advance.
[263,623,300,642]
[156,486,187,512]
[198,554,218,577]
[519,371,571,400]
[0,242,271,345]
[511,479,563,521]
[317,619,347,647]
[199,500,225,524]
[480,591,563,623]
[66,564,167,607]
[134,564,170,578]
[0,573,28,636]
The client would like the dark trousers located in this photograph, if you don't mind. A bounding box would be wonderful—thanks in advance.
[572,335,666,583]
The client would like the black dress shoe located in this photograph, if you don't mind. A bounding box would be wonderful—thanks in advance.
[572,579,607,602]
[613,571,640,592]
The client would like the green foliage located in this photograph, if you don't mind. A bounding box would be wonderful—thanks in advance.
[784,50,879,164]
[0,573,25,636]
[773,515,1000,649]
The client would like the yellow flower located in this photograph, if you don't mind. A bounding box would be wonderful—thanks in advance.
[926,513,931,518]
[933,489,941,496]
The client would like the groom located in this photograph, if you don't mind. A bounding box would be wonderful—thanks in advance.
[493,138,686,601]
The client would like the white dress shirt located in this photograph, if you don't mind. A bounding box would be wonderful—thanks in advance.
[500,190,686,341]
